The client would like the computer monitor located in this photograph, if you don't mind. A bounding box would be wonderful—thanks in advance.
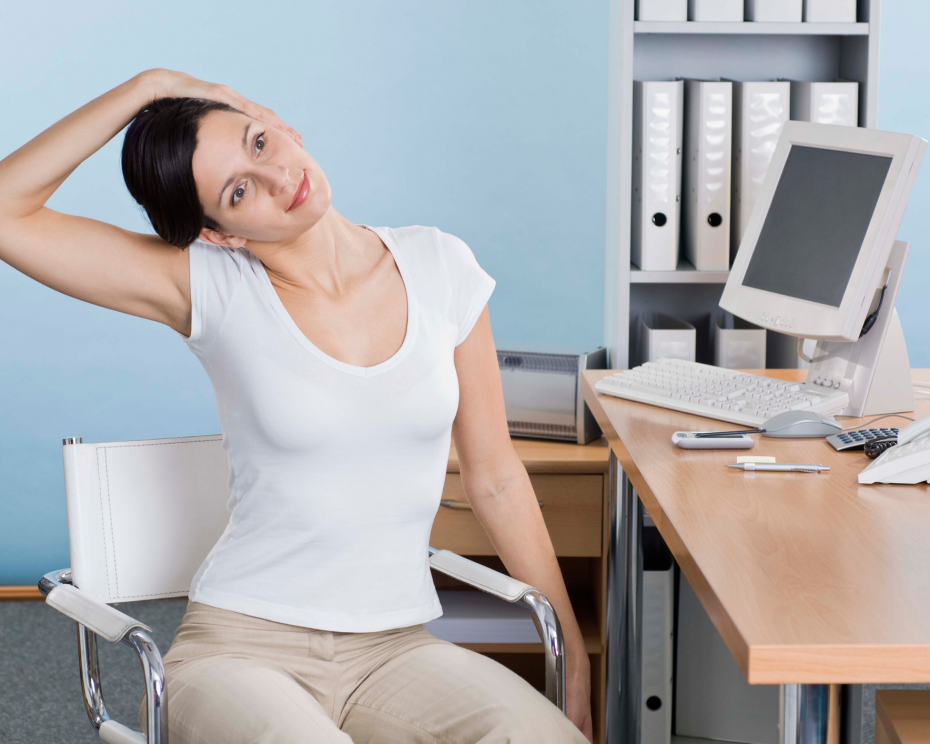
[720,121,926,342]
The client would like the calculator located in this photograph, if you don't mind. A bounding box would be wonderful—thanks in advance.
[826,427,898,452]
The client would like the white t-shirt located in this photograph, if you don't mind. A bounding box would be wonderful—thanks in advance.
[174,225,495,631]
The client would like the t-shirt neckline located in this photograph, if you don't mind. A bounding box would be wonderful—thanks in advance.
[249,225,418,377]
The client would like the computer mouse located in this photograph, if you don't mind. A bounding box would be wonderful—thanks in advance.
[761,411,842,438]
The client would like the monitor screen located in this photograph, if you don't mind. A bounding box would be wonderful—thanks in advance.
[741,145,892,307]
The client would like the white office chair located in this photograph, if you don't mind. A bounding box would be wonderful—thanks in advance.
[38,434,566,744]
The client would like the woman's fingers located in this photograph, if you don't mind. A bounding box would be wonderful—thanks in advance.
[151,72,304,146]
[219,86,303,145]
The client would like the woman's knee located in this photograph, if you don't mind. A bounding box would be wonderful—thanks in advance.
[469,685,589,744]
[342,641,585,743]
[442,649,589,743]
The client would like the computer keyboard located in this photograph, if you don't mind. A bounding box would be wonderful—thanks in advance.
[594,358,849,427]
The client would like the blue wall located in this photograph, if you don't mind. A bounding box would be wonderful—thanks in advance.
[0,0,609,584]
[1,2,928,584]
[879,3,930,364]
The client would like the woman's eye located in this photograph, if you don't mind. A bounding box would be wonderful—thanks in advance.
[231,131,267,207]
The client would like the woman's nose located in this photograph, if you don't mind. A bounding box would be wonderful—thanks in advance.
[268,164,291,197]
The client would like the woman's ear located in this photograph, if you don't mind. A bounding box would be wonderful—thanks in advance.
[199,226,247,248]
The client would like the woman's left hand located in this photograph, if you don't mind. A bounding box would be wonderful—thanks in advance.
[143,69,304,147]
[566,660,594,742]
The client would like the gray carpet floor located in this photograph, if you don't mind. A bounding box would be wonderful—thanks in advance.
[0,598,187,744]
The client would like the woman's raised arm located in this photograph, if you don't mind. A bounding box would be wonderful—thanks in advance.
[0,70,301,337]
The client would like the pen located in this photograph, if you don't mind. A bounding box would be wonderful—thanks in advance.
[727,463,830,473]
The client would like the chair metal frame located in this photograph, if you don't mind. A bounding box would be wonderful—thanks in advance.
[39,438,566,744]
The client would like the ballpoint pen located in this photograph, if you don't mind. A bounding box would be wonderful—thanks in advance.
[727,463,830,473]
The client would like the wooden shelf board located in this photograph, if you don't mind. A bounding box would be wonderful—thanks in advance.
[634,21,869,35]
[449,436,610,474]
[0,586,42,600]
[630,259,729,284]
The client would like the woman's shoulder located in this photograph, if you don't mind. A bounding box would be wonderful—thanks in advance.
[367,225,477,275]
[188,237,244,262]
[368,224,442,248]
[181,239,247,350]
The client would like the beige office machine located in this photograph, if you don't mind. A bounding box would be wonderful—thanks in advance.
[497,347,607,445]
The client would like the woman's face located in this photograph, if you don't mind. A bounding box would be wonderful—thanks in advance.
[192,109,331,247]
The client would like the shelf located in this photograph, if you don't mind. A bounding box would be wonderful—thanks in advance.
[634,21,869,35]
[630,260,730,284]
[448,597,602,654]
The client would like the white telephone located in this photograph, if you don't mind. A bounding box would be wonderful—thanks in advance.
[858,413,930,484]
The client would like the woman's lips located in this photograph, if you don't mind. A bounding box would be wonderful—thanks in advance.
[287,171,309,212]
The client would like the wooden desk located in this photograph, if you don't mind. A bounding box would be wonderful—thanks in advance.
[581,368,930,743]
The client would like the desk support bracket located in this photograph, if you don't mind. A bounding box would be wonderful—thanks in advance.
[780,683,840,744]
[605,453,643,744]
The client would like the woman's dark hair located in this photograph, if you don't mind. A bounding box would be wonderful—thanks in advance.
[121,97,242,248]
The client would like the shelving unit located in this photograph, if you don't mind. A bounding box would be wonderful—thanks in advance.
[604,0,881,370]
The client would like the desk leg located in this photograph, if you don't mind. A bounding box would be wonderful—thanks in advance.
[780,684,835,744]
[605,453,644,744]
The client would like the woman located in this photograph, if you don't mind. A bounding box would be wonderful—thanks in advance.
[0,68,593,743]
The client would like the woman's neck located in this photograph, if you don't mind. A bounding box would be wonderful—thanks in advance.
[252,208,380,298]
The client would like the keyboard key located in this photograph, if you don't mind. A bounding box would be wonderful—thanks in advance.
[629,384,670,397]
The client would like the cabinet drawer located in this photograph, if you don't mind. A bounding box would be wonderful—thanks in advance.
[430,474,603,557]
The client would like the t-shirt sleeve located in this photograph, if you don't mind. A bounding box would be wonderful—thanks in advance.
[176,239,243,351]
[436,229,496,347]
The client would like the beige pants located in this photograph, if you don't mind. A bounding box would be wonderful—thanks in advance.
[139,600,587,743]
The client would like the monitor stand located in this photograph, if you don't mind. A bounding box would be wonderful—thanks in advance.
[805,240,914,418]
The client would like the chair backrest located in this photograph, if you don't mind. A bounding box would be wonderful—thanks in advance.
[62,434,231,604]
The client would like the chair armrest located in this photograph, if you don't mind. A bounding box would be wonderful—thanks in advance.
[427,548,567,714]
[428,549,537,601]
[38,569,168,744]
[44,584,152,643]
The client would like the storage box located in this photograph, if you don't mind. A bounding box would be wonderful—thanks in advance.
[636,0,687,21]
[729,80,790,253]
[676,575,779,744]
[688,0,743,22]
[642,526,674,744]
[632,80,685,270]
[640,313,696,363]
[788,80,859,127]
[713,312,766,369]
[803,0,856,23]
[746,0,802,22]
